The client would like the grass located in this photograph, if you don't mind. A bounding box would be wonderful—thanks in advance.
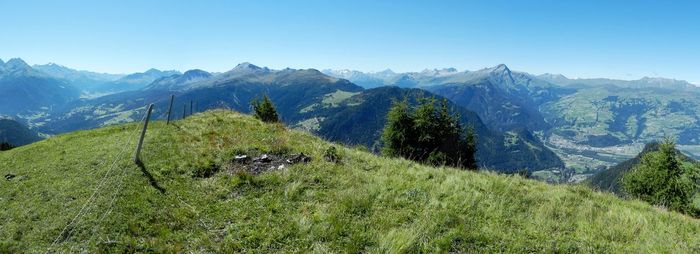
[1,110,699,253]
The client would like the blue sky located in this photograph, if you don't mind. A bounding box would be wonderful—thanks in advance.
[1,0,698,83]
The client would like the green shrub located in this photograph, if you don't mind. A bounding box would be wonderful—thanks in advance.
[622,139,700,215]
[381,98,477,170]
[0,142,14,151]
[324,146,342,163]
[251,95,280,123]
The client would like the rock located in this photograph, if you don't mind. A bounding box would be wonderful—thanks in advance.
[286,153,311,164]
[5,173,16,181]
[233,155,250,164]
[277,164,285,170]
[255,154,272,163]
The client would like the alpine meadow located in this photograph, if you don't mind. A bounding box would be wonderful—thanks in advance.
[2,1,700,253]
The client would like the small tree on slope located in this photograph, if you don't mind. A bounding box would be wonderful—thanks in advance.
[381,97,477,170]
[251,95,280,123]
[622,139,699,215]
[0,142,14,151]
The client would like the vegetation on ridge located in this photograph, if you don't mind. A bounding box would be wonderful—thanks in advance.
[0,141,14,151]
[382,98,477,169]
[622,139,700,216]
[1,110,699,253]
[251,94,280,123]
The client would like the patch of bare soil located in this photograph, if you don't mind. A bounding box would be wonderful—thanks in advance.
[227,152,311,175]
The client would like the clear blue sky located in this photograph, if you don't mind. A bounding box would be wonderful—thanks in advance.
[1,0,698,83]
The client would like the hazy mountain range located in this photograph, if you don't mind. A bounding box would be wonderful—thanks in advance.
[4,57,700,181]
[324,65,700,178]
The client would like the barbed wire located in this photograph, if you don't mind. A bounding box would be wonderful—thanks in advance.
[83,109,168,249]
[46,105,150,253]
[47,96,200,253]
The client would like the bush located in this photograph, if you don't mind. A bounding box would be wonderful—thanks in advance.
[251,95,280,123]
[324,146,342,163]
[622,139,700,215]
[0,142,14,151]
[381,98,477,170]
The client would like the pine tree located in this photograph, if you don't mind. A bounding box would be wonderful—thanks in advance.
[251,95,280,123]
[622,139,699,214]
[463,125,478,170]
[381,99,416,159]
[381,97,478,170]
[413,97,439,162]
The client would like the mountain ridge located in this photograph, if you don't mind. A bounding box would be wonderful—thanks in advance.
[30,64,563,172]
[8,59,700,180]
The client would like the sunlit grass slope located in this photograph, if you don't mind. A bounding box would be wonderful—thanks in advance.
[1,110,699,253]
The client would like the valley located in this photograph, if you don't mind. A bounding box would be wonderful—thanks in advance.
[3,58,700,183]
[3,2,699,252]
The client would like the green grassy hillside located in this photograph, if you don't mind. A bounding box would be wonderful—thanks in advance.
[1,110,699,253]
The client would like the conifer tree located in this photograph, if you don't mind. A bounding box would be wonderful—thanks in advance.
[381,99,415,159]
[413,97,439,162]
[463,126,478,170]
[251,95,280,123]
[381,97,478,169]
[622,139,699,214]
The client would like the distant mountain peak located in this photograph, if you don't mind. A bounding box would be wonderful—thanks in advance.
[493,64,510,73]
[443,67,458,72]
[182,69,212,79]
[0,58,5,66]
[34,62,71,71]
[5,58,31,69]
[225,62,271,76]
[234,62,262,71]
[417,67,459,77]
[639,76,676,82]
[144,68,163,74]
[377,69,395,75]
[541,73,567,79]
[474,64,511,76]
[636,76,695,89]
[538,73,569,82]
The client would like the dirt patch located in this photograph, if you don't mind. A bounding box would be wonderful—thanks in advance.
[227,153,311,175]
[5,173,28,182]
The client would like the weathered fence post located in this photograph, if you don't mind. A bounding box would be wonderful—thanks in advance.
[166,95,174,125]
[183,104,187,119]
[134,103,154,164]
[190,100,193,116]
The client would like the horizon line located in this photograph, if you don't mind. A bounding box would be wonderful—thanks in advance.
[2,56,696,85]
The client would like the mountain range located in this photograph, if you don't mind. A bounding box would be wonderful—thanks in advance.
[0,58,79,115]
[17,62,560,172]
[5,57,700,181]
[324,65,700,179]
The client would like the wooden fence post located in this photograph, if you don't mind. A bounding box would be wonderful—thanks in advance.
[134,103,154,164]
[190,100,193,116]
[183,104,187,119]
[166,95,174,125]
